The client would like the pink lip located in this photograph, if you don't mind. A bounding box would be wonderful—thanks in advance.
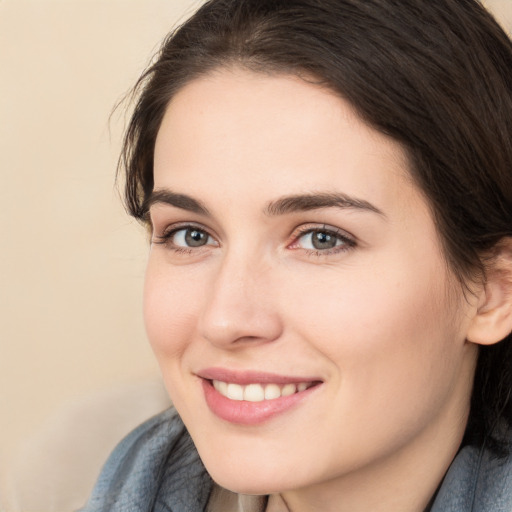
[197,367,322,425]
[197,367,321,385]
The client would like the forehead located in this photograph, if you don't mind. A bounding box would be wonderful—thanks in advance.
[153,68,417,213]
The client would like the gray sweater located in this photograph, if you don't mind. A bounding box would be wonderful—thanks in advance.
[80,408,512,512]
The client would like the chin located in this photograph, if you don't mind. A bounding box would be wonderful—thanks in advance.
[210,472,285,496]
[200,454,305,496]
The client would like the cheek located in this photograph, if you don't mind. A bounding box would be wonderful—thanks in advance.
[143,261,201,360]
[143,261,208,421]
[275,260,470,470]
[285,257,464,410]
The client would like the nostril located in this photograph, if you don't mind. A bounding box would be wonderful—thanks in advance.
[199,304,283,348]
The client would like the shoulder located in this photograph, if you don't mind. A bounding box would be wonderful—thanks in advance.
[433,439,512,512]
[80,408,213,512]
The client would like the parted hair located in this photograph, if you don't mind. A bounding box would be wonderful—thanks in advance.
[120,0,512,454]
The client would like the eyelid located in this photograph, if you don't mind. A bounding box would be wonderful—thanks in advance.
[287,223,357,253]
[152,222,219,247]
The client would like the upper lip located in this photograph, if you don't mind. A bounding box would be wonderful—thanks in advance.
[197,367,322,385]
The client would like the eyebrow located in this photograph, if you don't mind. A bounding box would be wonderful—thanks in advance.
[146,188,385,218]
[265,192,385,217]
[146,189,210,216]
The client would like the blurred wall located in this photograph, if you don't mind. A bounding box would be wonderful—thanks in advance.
[0,0,204,509]
[1,0,511,510]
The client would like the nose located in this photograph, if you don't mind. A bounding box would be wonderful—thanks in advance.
[198,252,283,348]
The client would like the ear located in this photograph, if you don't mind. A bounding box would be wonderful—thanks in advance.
[466,238,512,346]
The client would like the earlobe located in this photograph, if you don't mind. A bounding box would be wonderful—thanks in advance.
[466,238,512,346]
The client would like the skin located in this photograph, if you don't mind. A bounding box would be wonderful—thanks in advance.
[145,68,480,512]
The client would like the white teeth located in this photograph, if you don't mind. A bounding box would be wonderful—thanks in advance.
[264,383,281,400]
[244,383,265,402]
[281,383,296,396]
[226,383,244,401]
[212,380,313,402]
[213,380,228,395]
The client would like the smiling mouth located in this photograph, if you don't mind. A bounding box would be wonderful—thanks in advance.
[200,372,323,424]
[211,380,318,402]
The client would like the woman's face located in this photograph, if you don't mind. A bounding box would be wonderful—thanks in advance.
[146,69,478,501]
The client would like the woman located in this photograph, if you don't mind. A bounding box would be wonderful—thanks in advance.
[81,0,512,510]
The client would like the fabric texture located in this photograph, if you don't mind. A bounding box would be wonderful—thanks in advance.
[80,408,512,512]
[79,409,212,512]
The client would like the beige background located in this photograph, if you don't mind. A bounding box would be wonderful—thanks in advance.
[1,0,511,510]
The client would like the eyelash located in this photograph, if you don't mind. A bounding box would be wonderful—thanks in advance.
[152,223,216,254]
[289,225,356,256]
[151,223,356,257]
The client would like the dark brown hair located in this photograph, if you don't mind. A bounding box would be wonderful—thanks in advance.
[120,0,512,454]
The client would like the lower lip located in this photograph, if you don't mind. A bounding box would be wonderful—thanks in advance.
[201,379,320,425]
